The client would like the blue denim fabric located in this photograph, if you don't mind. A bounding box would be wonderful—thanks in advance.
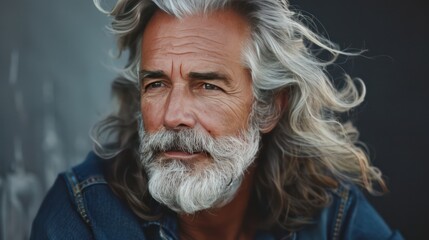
[31,152,404,239]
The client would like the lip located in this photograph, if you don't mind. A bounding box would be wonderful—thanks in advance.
[162,151,205,160]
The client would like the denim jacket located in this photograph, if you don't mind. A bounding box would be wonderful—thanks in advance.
[31,152,403,239]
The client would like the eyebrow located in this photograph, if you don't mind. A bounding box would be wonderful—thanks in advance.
[188,71,227,80]
[139,70,167,81]
[139,69,231,86]
[188,71,231,87]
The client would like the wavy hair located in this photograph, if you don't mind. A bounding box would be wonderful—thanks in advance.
[92,0,385,231]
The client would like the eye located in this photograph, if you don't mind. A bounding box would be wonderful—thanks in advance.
[202,83,221,91]
[144,81,165,91]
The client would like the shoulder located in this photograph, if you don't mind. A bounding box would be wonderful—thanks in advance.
[31,152,147,240]
[30,168,92,239]
[333,185,403,240]
[295,184,404,240]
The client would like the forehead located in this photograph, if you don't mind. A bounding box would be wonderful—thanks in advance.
[141,9,251,68]
[144,8,250,34]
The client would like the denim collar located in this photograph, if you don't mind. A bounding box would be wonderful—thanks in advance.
[141,207,295,240]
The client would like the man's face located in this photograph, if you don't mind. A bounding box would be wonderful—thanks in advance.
[140,9,254,160]
[138,10,258,213]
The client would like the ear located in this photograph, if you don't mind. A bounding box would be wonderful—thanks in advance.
[259,90,288,134]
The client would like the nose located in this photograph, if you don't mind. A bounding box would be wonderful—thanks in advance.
[163,86,196,130]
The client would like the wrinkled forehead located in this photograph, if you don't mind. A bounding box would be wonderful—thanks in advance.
[141,9,251,64]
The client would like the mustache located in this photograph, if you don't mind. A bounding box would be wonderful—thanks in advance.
[139,128,216,156]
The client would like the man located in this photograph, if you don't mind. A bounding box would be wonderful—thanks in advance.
[31,0,403,239]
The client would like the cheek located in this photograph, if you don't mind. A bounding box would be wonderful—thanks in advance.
[140,98,163,132]
[195,97,252,134]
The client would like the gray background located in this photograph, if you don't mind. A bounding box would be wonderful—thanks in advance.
[1,0,428,239]
[0,0,121,239]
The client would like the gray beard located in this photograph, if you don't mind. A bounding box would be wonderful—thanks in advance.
[137,117,260,214]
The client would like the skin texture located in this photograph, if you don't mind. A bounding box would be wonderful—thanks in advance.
[140,9,258,240]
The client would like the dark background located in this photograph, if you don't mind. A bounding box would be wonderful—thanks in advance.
[0,1,117,239]
[1,0,428,239]
[290,0,429,239]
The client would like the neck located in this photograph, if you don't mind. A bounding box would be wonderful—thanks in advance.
[178,164,257,240]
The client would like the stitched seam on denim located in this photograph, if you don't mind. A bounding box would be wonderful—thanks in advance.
[142,221,162,228]
[78,176,107,191]
[159,227,169,240]
[160,221,178,240]
[332,187,349,240]
[65,171,91,226]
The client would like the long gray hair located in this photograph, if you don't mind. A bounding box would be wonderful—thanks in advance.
[92,0,385,231]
